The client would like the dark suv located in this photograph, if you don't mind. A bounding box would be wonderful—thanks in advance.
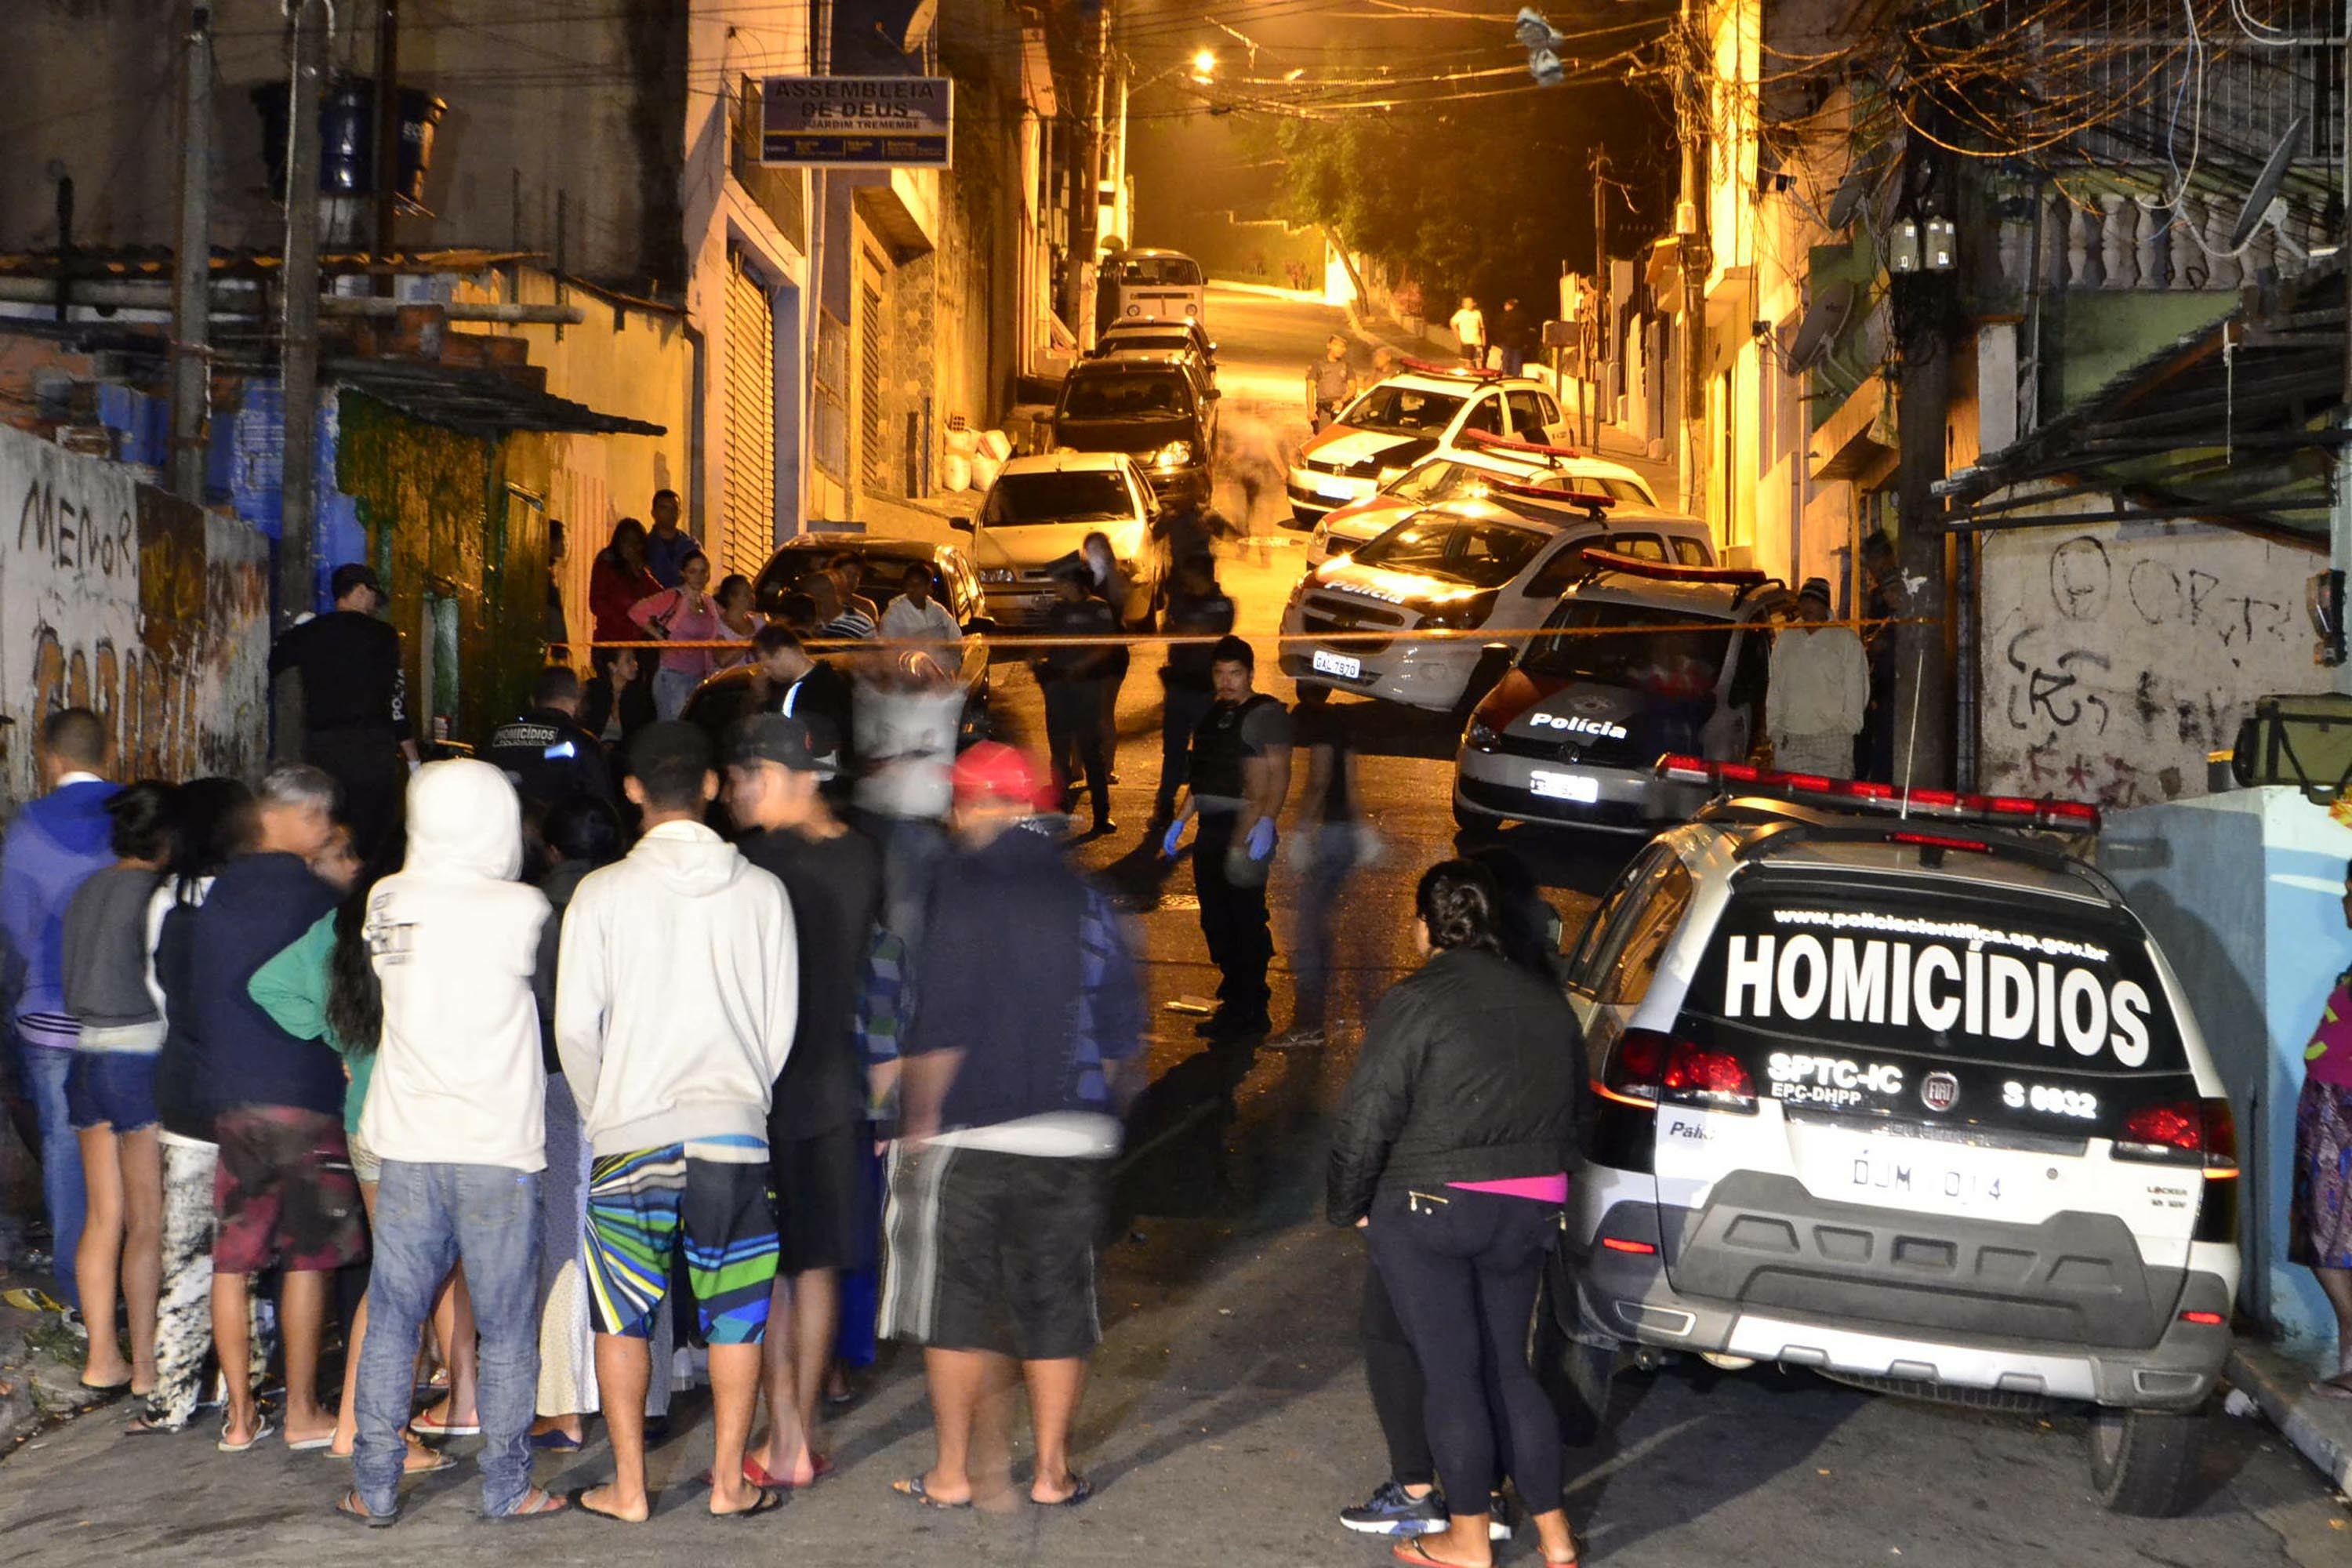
[1051,357,1219,506]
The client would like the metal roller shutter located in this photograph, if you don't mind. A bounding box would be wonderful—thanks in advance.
[724,258,778,577]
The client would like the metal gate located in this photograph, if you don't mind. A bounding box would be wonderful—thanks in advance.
[859,252,887,489]
[724,257,777,577]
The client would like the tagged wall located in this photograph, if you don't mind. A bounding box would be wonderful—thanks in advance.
[1980,510,2320,807]
[2,423,270,810]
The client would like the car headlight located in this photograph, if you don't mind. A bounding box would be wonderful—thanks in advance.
[980,568,1014,584]
[1153,440,1195,468]
[1466,716,1499,750]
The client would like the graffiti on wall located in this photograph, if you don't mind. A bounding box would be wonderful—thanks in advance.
[1980,520,2317,808]
[3,423,269,809]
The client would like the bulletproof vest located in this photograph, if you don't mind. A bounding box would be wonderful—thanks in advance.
[1189,691,1282,800]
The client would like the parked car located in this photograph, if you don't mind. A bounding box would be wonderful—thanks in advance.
[1107,247,1207,326]
[751,534,985,629]
[1050,356,1219,507]
[1286,361,1569,529]
[1308,437,1661,566]
[1542,763,2236,1516]
[1452,553,1784,831]
[1093,318,1217,368]
[1279,499,1718,716]
[962,450,1167,629]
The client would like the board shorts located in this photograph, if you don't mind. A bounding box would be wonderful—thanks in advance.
[212,1105,367,1275]
[583,1142,778,1345]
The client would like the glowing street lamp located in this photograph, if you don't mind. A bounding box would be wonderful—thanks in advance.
[1189,49,1218,84]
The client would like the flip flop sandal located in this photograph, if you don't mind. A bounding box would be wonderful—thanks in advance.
[1031,1475,1094,1508]
[0,1287,68,1314]
[891,1475,973,1510]
[488,1489,572,1523]
[217,1414,278,1454]
[528,1428,584,1452]
[286,1433,336,1452]
[334,1491,397,1530]
[714,1489,785,1521]
[1392,1539,1473,1568]
[125,1410,183,1436]
[410,1416,482,1437]
[2312,1374,2352,1401]
[567,1486,646,1525]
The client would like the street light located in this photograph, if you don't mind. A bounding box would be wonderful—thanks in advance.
[1190,49,1218,84]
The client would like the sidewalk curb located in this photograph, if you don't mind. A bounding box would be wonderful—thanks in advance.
[2226,1341,2352,1496]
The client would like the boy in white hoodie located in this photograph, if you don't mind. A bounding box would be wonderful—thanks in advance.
[556,722,798,1523]
[343,760,566,1526]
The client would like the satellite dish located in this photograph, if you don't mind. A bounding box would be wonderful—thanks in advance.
[1784,282,1856,374]
[2227,117,2305,252]
[1825,143,1889,230]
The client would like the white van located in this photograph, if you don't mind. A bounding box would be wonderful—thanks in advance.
[1111,249,1207,326]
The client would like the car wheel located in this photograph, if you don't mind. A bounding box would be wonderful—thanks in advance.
[1530,1262,1620,1446]
[2086,1405,2203,1517]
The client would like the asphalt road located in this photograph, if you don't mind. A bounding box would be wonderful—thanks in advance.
[3,287,2345,1564]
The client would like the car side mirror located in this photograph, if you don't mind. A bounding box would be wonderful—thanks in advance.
[949,515,975,532]
[1203,387,1221,401]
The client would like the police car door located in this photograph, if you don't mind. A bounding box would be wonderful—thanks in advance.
[1564,842,1697,1220]
[1657,863,2205,1331]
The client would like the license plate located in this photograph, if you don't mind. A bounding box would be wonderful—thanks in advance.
[1317,477,1357,501]
[1849,1149,2009,1212]
[1529,769,1599,803]
[1312,649,1363,679]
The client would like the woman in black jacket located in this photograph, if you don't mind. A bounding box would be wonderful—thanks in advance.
[1329,859,1591,1568]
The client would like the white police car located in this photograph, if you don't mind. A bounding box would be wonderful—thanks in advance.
[1541,762,2240,1516]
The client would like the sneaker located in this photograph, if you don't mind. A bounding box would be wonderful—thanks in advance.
[1487,1492,1513,1541]
[1265,1024,1327,1051]
[1339,1479,1448,1537]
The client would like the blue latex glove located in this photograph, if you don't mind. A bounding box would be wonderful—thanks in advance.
[1160,819,1189,859]
[1246,816,1277,861]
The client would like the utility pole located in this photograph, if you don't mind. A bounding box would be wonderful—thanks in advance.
[2335,5,2352,694]
[371,0,399,292]
[1592,147,1609,447]
[1676,0,1709,517]
[1069,1,1112,344]
[1889,85,1962,785]
[169,2,214,505]
[278,0,327,630]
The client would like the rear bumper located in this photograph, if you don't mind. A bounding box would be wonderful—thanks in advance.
[1568,1190,2236,1410]
[1452,749,1697,829]
[1279,638,1479,712]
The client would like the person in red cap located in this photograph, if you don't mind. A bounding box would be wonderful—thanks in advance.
[880,741,1143,1510]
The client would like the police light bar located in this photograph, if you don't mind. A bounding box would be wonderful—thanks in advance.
[1654,754,2102,834]
[1582,549,1764,586]
[1457,430,1584,460]
[1397,354,1506,381]
[1486,478,1617,510]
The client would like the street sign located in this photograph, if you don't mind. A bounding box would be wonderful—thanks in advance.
[760,76,953,169]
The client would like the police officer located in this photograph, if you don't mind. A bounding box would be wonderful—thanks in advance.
[482,665,616,813]
[1305,333,1359,431]
[1034,557,1121,837]
[1162,637,1292,1040]
[267,562,418,858]
[1152,555,1235,827]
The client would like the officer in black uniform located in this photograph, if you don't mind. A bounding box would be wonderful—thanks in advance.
[1034,556,1121,836]
[1163,636,1293,1039]
[267,561,419,858]
[1153,554,1236,827]
[483,665,616,813]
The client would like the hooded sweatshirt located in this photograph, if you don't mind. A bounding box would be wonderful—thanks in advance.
[556,819,797,1158]
[0,777,122,1050]
[361,761,552,1171]
[190,851,343,1118]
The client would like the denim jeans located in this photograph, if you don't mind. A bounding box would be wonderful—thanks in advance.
[18,1042,85,1311]
[354,1160,541,1517]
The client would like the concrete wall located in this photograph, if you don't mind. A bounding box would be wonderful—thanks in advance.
[1,0,699,291]
[1979,504,2320,806]
[2103,787,2352,1348]
[0,423,268,811]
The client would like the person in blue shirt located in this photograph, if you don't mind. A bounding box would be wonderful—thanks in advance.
[0,708,122,1312]
[643,489,702,590]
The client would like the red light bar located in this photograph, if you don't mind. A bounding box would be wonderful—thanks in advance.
[1457,429,1584,459]
[1486,478,1618,510]
[1398,354,1506,381]
[1655,754,2103,834]
[1584,549,1766,586]
[1600,1237,1658,1255]
[2177,1310,2225,1327]
[1889,830,1994,855]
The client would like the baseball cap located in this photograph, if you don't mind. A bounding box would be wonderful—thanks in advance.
[951,741,1048,809]
[1798,576,1832,604]
[726,713,822,772]
[330,562,383,600]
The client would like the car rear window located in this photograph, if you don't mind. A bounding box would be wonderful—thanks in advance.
[1524,599,1731,695]
[1685,876,2186,1075]
[1061,372,1192,420]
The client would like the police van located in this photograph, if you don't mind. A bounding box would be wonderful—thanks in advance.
[1546,760,2239,1516]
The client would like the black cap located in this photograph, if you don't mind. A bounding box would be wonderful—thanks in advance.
[626,719,714,779]
[330,562,383,600]
[725,713,822,772]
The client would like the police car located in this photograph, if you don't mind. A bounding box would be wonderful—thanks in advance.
[1287,361,1568,529]
[1543,762,2238,1516]
[1454,553,1784,830]
[1279,502,1715,717]
[1307,434,1664,568]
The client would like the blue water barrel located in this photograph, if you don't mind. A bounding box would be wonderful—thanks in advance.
[251,80,450,211]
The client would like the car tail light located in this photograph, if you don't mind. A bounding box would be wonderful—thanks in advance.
[2116,1097,2238,1174]
[1599,1027,1670,1106]
[1661,1040,1758,1113]
[2177,1310,2225,1327]
[1600,1237,1657,1255]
